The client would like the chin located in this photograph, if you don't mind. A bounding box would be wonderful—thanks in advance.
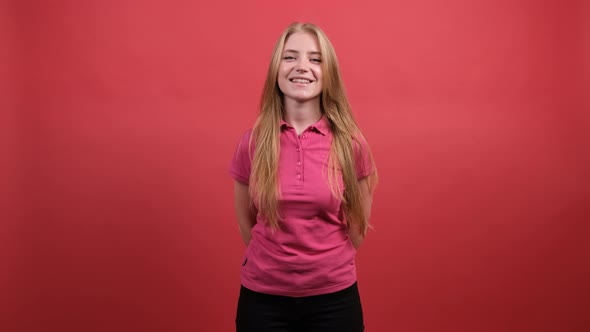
[291,93,321,103]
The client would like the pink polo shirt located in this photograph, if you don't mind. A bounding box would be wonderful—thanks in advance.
[230,116,374,297]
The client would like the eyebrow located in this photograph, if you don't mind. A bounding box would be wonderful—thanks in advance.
[283,49,322,55]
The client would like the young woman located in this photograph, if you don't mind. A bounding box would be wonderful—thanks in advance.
[230,22,377,332]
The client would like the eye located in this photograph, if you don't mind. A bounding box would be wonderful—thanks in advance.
[310,58,322,63]
[283,56,296,61]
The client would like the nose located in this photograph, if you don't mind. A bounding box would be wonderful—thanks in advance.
[294,58,309,72]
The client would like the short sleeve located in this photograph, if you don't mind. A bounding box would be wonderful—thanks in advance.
[229,129,254,184]
[354,136,375,180]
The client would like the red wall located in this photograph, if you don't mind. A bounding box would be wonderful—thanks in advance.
[1,2,24,323]
[3,1,589,331]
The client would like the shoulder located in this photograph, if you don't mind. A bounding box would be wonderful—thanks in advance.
[351,133,371,153]
[238,128,254,141]
[352,134,375,179]
[230,128,255,183]
[234,128,255,155]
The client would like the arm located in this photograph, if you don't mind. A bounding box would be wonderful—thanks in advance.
[234,180,257,246]
[348,176,373,249]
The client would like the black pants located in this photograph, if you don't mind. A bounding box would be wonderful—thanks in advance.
[236,282,364,332]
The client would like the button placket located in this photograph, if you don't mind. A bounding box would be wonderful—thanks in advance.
[296,135,304,182]
[296,145,303,181]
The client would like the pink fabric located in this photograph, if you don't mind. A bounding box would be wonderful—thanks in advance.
[230,116,374,297]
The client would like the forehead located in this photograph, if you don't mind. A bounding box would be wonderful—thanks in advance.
[282,32,320,53]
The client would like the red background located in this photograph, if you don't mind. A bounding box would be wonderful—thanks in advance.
[1,0,589,331]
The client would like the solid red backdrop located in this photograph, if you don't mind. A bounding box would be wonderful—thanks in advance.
[2,0,589,331]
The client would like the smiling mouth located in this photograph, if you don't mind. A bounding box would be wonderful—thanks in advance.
[289,78,313,84]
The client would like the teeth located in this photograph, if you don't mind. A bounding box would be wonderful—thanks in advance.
[291,78,312,83]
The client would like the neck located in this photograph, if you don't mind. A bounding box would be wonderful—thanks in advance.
[283,98,322,135]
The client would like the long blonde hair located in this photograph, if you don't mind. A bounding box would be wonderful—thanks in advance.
[249,22,377,234]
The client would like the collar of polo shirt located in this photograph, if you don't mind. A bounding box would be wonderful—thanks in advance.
[279,115,329,136]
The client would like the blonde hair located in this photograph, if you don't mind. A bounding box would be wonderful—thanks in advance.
[249,22,377,234]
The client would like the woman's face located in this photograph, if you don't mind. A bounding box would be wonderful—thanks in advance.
[277,32,323,105]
